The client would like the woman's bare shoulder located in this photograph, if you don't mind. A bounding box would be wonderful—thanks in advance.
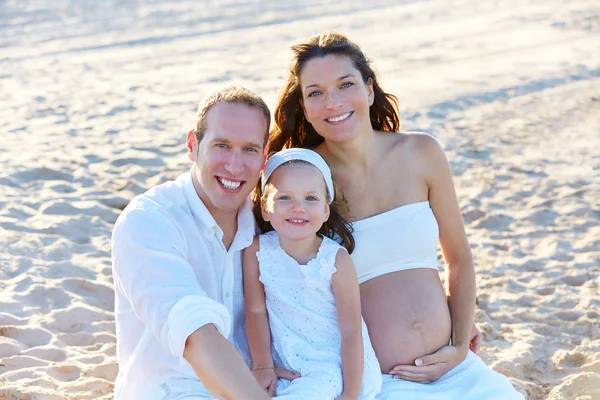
[378,131,443,158]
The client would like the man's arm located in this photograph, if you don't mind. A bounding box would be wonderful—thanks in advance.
[184,325,271,400]
[112,207,269,399]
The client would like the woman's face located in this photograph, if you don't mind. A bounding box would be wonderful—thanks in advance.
[299,55,374,143]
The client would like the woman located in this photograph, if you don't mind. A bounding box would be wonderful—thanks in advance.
[267,32,523,399]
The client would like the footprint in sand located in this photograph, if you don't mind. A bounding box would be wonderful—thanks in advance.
[561,274,589,287]
[552,349,587,368]
[88,361,118,381]
[536,286,555,296]
[555,310,585,321]
[47,364,81,381]
[0,326,52,347]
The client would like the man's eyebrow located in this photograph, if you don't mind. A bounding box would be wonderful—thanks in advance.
[211,137,263,149]
[304,74,357,90]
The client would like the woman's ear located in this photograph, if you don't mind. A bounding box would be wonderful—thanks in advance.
[187,130,197,162]
[367,77,374,106]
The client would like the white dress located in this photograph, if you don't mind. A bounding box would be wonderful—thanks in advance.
[257,231,382,400]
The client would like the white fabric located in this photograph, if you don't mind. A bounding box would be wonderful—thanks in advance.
[111,170,255,400]
[376,351,524,400]
[257,231,382,399]
[262,148,335,203]
[350,201,439,284]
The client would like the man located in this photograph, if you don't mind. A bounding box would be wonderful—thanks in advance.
[112,86,297,399]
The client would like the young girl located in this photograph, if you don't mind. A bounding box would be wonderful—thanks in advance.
[243,148,381,400]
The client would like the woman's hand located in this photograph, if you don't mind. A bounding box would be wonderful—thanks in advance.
[389,344,468,384]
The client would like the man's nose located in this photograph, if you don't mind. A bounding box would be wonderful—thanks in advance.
[224,151,244,175]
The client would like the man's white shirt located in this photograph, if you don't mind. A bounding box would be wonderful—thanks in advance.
[111,171,254,399]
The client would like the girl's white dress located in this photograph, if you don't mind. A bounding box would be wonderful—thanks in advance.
[256,231,382,400]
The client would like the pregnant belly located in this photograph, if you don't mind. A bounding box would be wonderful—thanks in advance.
[359,269,452,373]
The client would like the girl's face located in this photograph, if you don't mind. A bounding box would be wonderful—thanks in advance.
[261,163,330,243]
[299,55,374,143]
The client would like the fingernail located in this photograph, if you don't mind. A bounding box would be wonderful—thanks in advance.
[415,359,423,366]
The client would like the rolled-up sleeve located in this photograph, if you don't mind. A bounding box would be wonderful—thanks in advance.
[112,204,230,358]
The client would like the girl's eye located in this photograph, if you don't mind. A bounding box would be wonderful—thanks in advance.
[306,196,317,201]
[341,81,354,89]
[307,90,321,98]
[216,143,228,148]
[278,195,290,200]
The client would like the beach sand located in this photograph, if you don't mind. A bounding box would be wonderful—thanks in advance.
[1,0,599,399]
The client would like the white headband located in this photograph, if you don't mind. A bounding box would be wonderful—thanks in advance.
[261,148,335,204]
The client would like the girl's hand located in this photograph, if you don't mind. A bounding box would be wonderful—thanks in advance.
[388,344,468,384]
[336,393,358,400]
[470,322,482,354]
[252,368,278,397]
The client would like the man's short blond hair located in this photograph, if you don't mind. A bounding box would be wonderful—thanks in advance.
[193,86,271,145]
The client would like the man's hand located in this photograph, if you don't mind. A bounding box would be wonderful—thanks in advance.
[252,368,278,397]
[389,344,467,384]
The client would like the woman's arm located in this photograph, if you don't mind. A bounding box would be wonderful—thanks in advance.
[390,134,475,383]
[331,249,364,399]
[243,237,278,395]
[424,135,476,354]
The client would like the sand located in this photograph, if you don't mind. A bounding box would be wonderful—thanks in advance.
[1,0,599,399]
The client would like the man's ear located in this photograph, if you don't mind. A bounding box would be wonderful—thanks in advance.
[187,130,197,162]
[367,77,375,106]
[299,98,311,123]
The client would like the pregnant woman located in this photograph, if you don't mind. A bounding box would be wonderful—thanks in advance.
[267,31,523,399]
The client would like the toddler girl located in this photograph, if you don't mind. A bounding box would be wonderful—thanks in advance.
[243,148,381,399]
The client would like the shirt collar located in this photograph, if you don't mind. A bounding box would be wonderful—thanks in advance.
[182,169,255,249]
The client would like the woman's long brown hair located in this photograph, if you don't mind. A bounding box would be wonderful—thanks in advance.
[268,31,401,153]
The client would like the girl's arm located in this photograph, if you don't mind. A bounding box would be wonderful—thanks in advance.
[331,248,364,399]
[243,237,278,395]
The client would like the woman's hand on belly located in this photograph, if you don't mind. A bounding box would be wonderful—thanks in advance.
[389,342,469,383]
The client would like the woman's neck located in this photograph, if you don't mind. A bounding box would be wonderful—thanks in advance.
[320,128,378,172]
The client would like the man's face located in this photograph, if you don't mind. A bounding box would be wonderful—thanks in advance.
[188,101,266,217]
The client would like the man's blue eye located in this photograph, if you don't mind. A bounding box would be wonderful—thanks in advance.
[216,143,228,148]
[245,147,258,153]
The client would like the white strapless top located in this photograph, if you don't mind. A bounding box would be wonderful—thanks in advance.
[350,201,439,284]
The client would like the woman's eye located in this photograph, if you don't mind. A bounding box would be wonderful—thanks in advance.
[341,82,354,89]
[308,91,321,98]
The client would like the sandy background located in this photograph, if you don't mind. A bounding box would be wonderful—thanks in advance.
[1,0,599,399]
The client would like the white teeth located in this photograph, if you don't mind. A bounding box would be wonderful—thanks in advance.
[327,112,351,123]
[289,219,307,223]
[219,178,241,189]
